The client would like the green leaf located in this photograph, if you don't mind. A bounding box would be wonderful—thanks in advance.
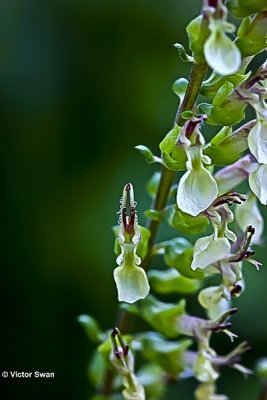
[77,315,104,343]
[167,205,209,235]
[146,172,161,199]
[227,0,267,17]
[162,237,205,280]
[140,332,192,376]
[159,125,187,171]
[236,14,267,57]
[203,122,252,165]
[135,145,163,165]
[148,268,201,294]
[173,43,194,63]
[139,295,186,338]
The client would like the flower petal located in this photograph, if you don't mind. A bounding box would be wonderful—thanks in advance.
[248,119,267,164]
[114,263,150,304]
[177,165,218,216]
[249,164,267,205]
[235,192,264,244]
[204,28,241,76]
[191,235,231,270]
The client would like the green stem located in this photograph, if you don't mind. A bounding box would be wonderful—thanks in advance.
[101,60,207,396]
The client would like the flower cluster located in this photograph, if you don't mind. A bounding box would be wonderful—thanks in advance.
[79,0,267,399]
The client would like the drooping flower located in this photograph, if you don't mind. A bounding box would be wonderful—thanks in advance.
[177,116,218,216]
[114,183,150,304]
[203,2,241,76]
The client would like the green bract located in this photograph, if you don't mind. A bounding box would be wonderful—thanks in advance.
[186,15,210,62]
[227,0,267,17]
[200,71,249,98]
[203,123,251,165]
[160,237,205,280]
[148,268,201,295]
[140,332,192,376]
[236,13,267,57]
[138,295,186,338]
[167,204,209,235]
[159,124,187,171]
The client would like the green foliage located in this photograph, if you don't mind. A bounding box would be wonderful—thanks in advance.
[206,81,246,125]
[159,124,187,171]
[140,332,192,376]
[148,268,201,295]
[236,13,267,57]
[161,237,205,280]
[200,72,249,98]
[203,124,249,165]
[167,204,209,235]
[227,0,267,17]
[186,15,210,62]
[137,295,186,338]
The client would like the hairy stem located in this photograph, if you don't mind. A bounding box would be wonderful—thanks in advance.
[101,60,207,396]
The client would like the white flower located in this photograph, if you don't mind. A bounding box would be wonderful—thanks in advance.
[249,164,267,205]
[177,143,218,216]
[114,183,150,304]
[114,244,150,304]
[248,117,267,164]
[204,19,241,76]
[235,192,264,244]
[198,286,229,320]
[191,235,231,270]
[195,382,228,400]
[194,350,219,382]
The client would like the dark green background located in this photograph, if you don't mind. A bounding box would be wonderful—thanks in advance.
[0,0,266,399]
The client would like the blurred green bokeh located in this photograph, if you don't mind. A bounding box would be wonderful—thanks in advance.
[0,0,266,399]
